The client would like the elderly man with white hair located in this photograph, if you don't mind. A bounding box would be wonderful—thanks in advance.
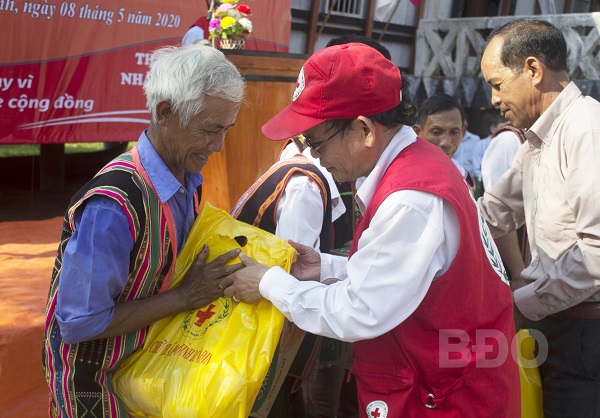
[42,44,245,417]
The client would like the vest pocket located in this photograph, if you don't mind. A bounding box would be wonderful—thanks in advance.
[352,362,415,394]
[353,369,415,396]
[352,362,416,417]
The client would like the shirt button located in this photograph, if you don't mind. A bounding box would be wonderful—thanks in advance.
[179,188,185,194]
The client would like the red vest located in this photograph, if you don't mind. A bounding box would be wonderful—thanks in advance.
[349,138,520,418]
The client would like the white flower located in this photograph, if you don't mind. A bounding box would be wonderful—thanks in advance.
[239,17,252,32]
[227,10,242,20]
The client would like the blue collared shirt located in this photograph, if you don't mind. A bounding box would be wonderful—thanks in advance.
[471,135,491,180]
[56,132,203,343]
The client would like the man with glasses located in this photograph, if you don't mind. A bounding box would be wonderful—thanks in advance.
[303,125,345,156]
[221,43,520,416]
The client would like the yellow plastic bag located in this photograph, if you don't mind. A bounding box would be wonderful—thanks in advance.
[517,329,544,418]
[113,202,296,418]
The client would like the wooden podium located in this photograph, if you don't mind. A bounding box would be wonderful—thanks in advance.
[200,50,308,211]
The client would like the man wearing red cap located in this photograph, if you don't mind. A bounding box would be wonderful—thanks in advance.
[221,43,520,417]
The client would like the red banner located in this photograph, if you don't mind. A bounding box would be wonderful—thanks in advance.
[0,0,290,144]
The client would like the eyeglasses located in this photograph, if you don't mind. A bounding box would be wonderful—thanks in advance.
[303,126,345,157]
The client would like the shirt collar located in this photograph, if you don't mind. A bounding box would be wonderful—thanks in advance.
[355,125,417,214]
[136,131,204,203]
[451,158,467,177]
[528,81,582,147]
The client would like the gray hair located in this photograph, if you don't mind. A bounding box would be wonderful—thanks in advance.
[144,44,245,126]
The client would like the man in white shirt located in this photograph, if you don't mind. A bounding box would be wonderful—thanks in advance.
[480,127,522,191]
[480,124,529,282]
[471,115,509,186]
[232,137,345,252]
[478,18,600,416]
[221,43,519,416]
[182,16,210,46]
[231,136,345,418]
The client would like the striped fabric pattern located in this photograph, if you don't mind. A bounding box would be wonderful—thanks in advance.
[231,155,332,252]
[231,155,332,390]
[42,151,177,418]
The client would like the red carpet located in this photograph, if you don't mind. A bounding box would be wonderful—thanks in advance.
[0,217,62,417]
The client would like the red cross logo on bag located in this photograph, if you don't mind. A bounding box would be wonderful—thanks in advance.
[182,298,231,340]
[194,304,216,327]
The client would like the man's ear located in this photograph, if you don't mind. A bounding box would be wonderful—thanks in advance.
[525,56,544,86]
[356,116,376,147]
[412,124,422,135]
[155,101,173,125]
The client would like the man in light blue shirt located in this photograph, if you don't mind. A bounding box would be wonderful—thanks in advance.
[452,129,480,179]
[43,44,246,417]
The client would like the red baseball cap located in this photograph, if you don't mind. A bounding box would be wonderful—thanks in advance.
[261,42,402,140]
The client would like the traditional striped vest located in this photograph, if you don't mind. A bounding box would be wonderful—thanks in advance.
[230,152,332,388]
[42,150,192,417]
[231,154,333,253]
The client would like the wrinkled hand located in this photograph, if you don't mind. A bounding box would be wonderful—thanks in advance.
[288,240,321,281]
[219,253,269,304]
[176,245,244,310]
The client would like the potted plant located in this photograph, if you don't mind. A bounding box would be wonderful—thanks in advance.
[208,0,252,49]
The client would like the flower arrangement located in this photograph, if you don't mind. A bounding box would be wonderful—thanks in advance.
[209,0,252,44]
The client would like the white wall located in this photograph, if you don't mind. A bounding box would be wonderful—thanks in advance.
[515,0,536,15]
[422,0,453,20]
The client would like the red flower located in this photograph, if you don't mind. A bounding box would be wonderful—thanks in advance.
[237,4,251,14]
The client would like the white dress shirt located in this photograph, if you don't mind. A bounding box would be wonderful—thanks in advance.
[275,143,346,250]
[259,126,460,342]
[478,82,600,319]
[481,130,522,191]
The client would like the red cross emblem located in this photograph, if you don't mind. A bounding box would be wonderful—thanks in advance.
[194,304,216,327]
[366,400,388,418]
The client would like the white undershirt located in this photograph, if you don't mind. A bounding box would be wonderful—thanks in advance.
[259,127,461,342]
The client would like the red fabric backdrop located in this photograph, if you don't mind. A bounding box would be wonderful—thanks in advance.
[0,0,291,144]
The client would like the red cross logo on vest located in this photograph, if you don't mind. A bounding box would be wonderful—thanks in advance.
[366,400,388,418]
[194,304,216,327]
